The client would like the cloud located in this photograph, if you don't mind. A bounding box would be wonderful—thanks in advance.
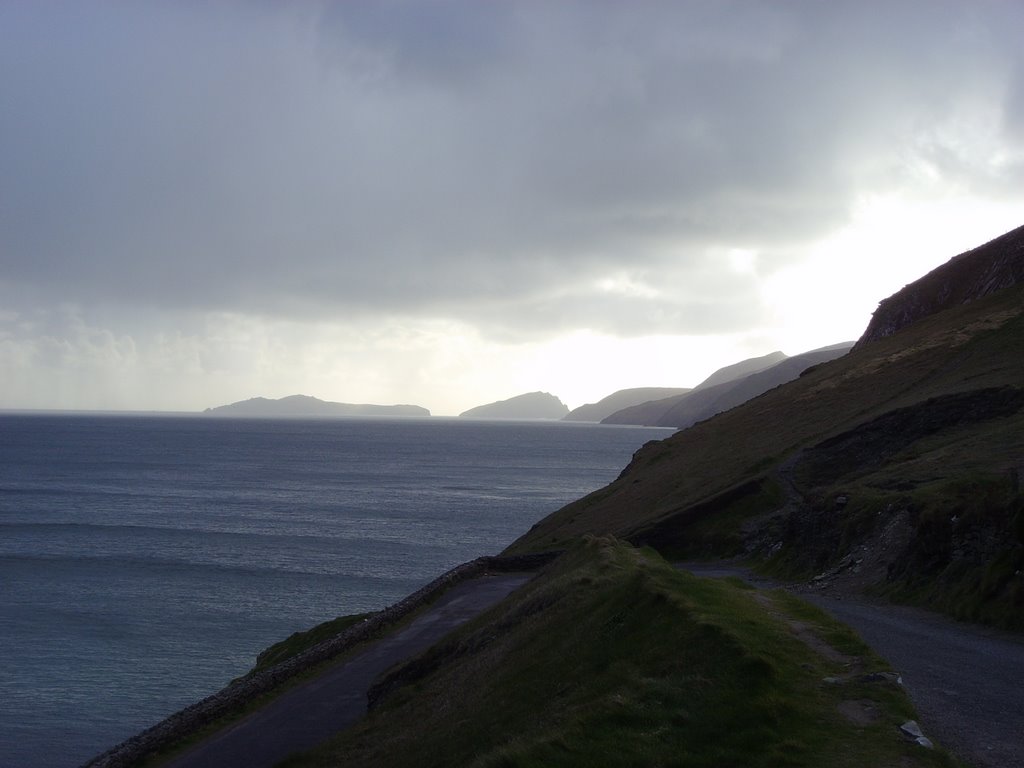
[1,1,1022,410]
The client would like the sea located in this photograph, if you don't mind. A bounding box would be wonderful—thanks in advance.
[0,413,670,768]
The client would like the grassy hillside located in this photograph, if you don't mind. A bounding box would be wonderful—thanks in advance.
[283,538,958,768]
[147,231,1021,766]
[602,350,790,426]
[563,387,691,422]
[506,282,1024,627]
[652,343,853,429]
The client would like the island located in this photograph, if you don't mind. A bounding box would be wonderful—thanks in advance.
[203,394,430,418]
[459,391,569,420]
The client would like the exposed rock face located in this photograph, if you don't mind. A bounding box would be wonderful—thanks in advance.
[856,223,1024,348]
[459,391,569,420]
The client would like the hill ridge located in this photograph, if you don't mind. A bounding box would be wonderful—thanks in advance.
[857,223,1024,347]
[509,224,1024,633]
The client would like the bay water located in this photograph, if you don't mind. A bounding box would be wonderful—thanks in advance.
[0,414,669,767]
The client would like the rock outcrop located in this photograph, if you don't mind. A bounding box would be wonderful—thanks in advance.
[856,223,1024,348]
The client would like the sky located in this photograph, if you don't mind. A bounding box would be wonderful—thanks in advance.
[1,1,1022,416]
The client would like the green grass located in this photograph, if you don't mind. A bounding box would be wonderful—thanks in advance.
[872,470,1024,629]
[250,612,375,673]
[632,477,786,559]
[141,613,381,767]
[504,285,1024,631]
[772,415,1024,630]
[506,283,1024,556]
[282,538,961,768]
[144,597,468,765]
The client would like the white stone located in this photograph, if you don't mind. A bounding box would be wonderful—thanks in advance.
[900,720,924,739]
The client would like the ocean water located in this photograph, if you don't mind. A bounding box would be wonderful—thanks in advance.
[0,414,669,767]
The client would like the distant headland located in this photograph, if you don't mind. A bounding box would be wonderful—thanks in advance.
[203,394,430,418]
[459,391,569,420]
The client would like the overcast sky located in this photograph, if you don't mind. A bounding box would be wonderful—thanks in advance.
[1,1,1022,415]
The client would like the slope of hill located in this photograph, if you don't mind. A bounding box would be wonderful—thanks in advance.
[692,349,788,391]
[204,395,429,418]
[603,343,852,427]
[600,351,787,426]
[652,343,854,429]
[291,538,951,768]
[562,387,691,422]
[459,391,569,420]
[857,222,1024,346]
[510,227,1024,629]
[95,229,1024,768]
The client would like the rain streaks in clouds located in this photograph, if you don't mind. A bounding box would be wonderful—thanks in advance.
[1,1,1022,414]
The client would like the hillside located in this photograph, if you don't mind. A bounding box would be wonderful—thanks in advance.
[691,349,788,390]
[97,225,1022,768]
[459,391,569,420]
[603,343,852,427]
[203,395,430,418]
[857,223,1024,346]
[600,351,786,426]
[289,538,953,768]
[562,387,691,422]
[509,225,1024,629]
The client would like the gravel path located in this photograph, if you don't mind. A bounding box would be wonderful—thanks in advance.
[679,563,1024,768]
[162,572,532,768]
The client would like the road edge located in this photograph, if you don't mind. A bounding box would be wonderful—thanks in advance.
[82,552,559,768]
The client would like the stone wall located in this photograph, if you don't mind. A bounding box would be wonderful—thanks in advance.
[82,552,559,768]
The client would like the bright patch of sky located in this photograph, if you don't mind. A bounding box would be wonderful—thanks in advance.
[1,1,1022,415]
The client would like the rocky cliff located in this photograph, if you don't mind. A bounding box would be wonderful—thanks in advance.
[856,223,1024,347]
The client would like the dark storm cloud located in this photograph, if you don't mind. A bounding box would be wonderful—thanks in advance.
[1,0,1021,339]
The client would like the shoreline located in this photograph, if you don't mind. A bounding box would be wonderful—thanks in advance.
[82,552,558,768]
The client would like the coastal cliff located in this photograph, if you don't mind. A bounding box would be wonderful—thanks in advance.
[856,223,1024,347]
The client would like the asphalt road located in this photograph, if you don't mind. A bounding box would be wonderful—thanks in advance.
[162,572,532,768]
[162,563,1024,768]
[679,563,1024,768]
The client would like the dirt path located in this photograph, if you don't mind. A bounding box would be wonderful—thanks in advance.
[679,563,1024,768]
[161,572,532,768]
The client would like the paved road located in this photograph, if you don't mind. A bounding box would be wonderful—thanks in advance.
[164,563,1023,768]
[163,572,532,768]
[679,564,1024,768]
